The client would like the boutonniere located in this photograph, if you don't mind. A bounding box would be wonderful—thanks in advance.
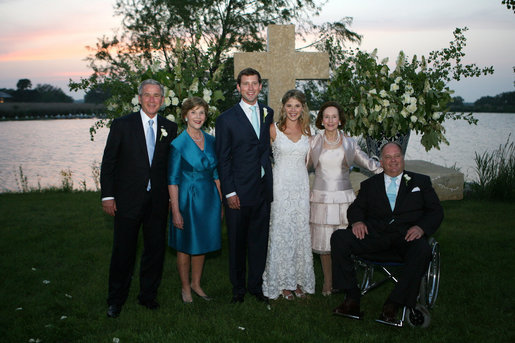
[262,108,269,122]
[403,174,411,187]
[159,126,168,141]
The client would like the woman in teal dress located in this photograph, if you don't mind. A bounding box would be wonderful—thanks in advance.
[168,96,222,303]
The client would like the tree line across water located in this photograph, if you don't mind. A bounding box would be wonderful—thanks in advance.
[449,92,515,113]
[0,79,74,103]
[1,77,514,120]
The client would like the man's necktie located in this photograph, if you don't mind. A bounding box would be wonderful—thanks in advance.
[250,105,265,177]
[147,119,155,165]
[250,105,260,137]
[146,119,155,191]
[386,176,398,210]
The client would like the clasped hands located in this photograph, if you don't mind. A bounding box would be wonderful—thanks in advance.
[351,221,424,242]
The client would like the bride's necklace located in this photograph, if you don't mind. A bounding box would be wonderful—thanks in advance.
[324,131,341,146]
[188,129,203,142]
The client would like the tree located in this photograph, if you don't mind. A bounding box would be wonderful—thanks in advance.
[502,0,515,13]
[84,84,112,104]
[16,79,32,91]
[88,0,323,78]
[452,96,464,106]
[34,84,74,103]
[70,0,360,138]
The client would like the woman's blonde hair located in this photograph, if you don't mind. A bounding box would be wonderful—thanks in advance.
[277,89,311,136]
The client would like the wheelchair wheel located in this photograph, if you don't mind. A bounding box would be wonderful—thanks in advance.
[425,238,440,309]
[419,238,440,308]
[407,304,431,328]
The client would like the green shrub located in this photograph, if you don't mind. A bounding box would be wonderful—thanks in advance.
[472,135,515,201]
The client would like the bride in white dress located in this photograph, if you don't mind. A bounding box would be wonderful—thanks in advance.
[262,89,315,300]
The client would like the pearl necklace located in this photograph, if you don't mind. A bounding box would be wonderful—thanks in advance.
[188,130,203,142]
[324,131,341,146]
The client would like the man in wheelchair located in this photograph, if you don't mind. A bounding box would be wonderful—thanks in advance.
[330,142,443,326]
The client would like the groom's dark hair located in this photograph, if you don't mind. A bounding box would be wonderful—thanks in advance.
[236,68,262,85]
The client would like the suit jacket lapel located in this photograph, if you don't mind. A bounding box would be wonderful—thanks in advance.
[236,104,259,139]
[394,171,409,211]
[154,116,164,156]
[258,104,267,140]
[134,112,152,167]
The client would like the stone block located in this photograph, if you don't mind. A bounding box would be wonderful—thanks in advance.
[349,160,464,201]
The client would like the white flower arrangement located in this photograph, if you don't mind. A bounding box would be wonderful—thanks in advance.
[328,27,494,151]
[262,108,269,121]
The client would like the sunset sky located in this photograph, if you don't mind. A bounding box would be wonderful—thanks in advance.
[0,0,513,102]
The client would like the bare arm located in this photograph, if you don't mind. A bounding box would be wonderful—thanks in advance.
[269,122,277,143]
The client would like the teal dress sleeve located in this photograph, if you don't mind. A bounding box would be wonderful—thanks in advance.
[168,144,181,185]
[168,131,221,255]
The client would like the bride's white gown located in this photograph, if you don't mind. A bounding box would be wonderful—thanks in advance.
[262,125,315,299]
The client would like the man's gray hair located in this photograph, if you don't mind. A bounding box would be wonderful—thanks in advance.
[138,79,164,96]
[379,141,404,159]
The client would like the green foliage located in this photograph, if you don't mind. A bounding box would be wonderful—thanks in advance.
[33,84,74,103]
[70,1,364,138]
[84,84,112,104]
[15,166,29,193]
[60,169,74,192]
[327,27,494,151]
[2,83,74,103]
[471,134,515,201]
[473,91,515,113]
[502,0,515,13]
[16,78,32,91]
[72,50,226,139]
[1,193,514,342]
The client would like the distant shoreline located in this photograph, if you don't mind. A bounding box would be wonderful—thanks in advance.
[0,102,105,119]
[1,102,514,121]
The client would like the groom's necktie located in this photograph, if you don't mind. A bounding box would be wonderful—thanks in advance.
[146,119,155,191]
[250,105,265,177]
[386,176,398,210]
[250,105,260,137]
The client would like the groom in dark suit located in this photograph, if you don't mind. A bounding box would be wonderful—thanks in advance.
[101,79,177,318]
[215,68,274,303]
[331,142,443,324]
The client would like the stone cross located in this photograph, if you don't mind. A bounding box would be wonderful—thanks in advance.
[234,24,329,116]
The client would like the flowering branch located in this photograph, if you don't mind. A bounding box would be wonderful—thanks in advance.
[327,27,494,151]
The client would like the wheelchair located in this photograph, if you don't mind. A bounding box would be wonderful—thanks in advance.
[354,237,440,328]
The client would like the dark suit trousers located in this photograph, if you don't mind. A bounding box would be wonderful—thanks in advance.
[225,197,270,296]
[107,192,167,306]
[331,228,432,308]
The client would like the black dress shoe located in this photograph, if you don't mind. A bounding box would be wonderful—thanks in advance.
[230,294,244,304]
[138,299,160,310]
[376,301,402,327]
[107,304,122,318]
[333,298,364,320]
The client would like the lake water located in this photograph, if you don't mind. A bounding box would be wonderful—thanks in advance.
[0,113,514,192]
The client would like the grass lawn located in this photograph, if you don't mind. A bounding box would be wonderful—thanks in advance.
[1,192,514,342]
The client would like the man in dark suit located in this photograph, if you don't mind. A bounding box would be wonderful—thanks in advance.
[101,79,177,318]
[331,142,443,325]
[215,68,274,303]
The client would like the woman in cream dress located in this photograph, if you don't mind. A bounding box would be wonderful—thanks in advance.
[307,101,382,296]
